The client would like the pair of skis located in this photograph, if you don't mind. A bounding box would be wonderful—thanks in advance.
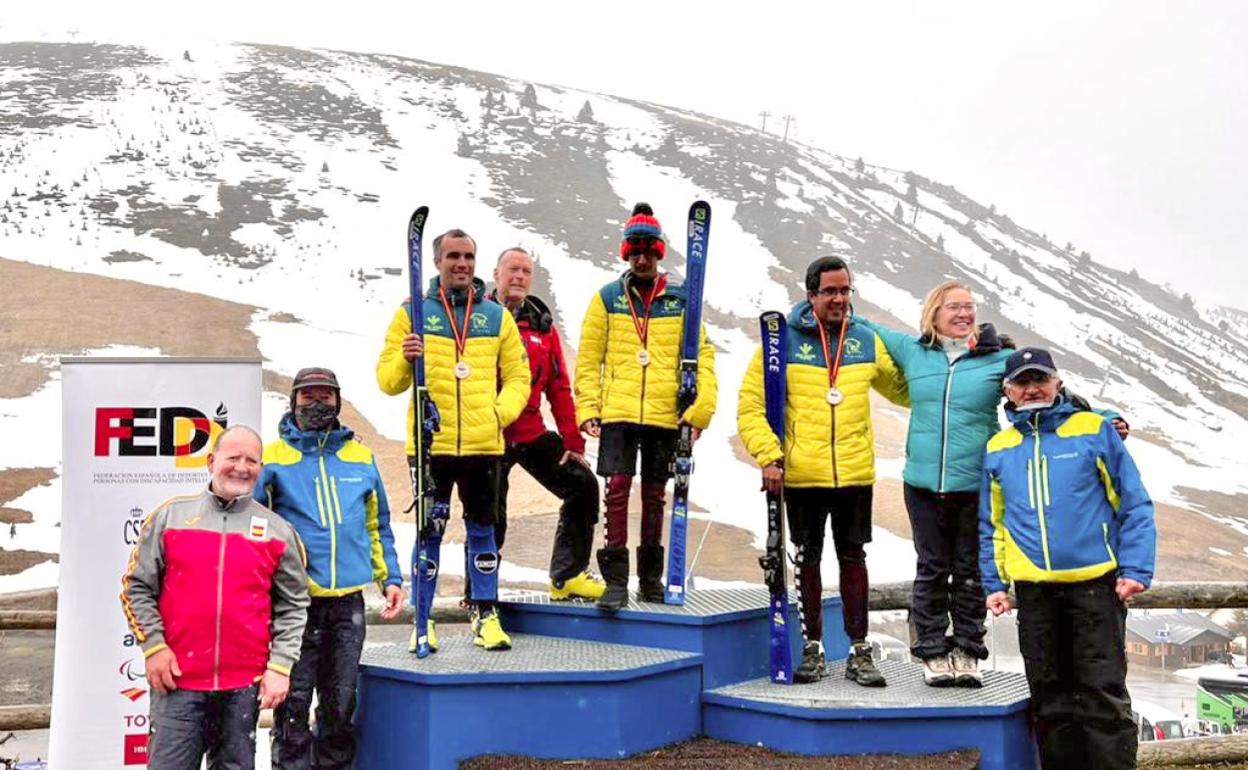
[407,206,445,658]
[664,200,711,605]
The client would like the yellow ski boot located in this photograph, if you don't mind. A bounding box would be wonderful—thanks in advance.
[471,607,512,651]
[407,619,439,653]
[550,570,606,601]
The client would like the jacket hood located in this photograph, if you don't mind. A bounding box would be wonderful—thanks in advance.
[788,299,860,336]
[425,276,486,304]
[278,412,355,453]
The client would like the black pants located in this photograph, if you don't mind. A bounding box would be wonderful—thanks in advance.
[499,432,600,583]
[1017,574,1137,770]
[903,483,987,660]
[785,485,873,644]
[429,455,502,524]
[272,592,366,770]
[148,684,259,770]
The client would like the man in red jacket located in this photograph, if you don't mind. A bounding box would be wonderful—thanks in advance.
[490,247,604,600]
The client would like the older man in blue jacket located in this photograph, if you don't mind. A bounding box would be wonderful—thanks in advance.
[259,367,404,770]
[980,348,1155,770]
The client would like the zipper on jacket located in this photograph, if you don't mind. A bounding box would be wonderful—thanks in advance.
[937,357,963,492]
[213,510,227,690]
[1031,416,1052,570]
[456,353,464,455]
[830,402,839,487]
[639,345,648,425]
[318,443,338,590]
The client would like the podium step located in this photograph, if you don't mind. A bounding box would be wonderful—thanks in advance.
[500,587,850,688]
[356,633,703,770]
[703,659,1037,770]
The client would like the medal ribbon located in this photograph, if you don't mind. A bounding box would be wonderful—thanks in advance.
[438,285,475,358]
[625,275,665,347]
[816,316,850,393]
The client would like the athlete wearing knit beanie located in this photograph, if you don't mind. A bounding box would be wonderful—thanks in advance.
[619,202,667,260]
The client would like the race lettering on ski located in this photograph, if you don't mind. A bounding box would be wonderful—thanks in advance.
[760,310,794,684]
[664,200,710,605]
[407,206,443,658]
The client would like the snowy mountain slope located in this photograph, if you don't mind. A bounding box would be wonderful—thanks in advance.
[1,39,1245,589]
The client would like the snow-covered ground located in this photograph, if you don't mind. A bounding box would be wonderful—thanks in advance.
[1,38,1246,595]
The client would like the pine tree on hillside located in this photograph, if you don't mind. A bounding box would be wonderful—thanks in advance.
[577,100,596,123]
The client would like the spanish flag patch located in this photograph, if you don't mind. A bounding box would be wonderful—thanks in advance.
[249,515,269,540]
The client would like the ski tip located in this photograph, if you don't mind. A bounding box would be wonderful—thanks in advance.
[408,205,429,231]
[690,199,710,217]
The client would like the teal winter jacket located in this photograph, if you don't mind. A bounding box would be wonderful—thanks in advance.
[859,320,1013,493]
[258,414,403,596]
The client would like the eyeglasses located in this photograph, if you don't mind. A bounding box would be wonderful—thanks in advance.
[1006,371,1053,386]
[942,302,976,313]
[813,286,855,298]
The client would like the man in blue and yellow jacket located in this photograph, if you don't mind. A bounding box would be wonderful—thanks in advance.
[980,347,1155,770]
[259,367,402,770]
[377,228,530,651]
[738,256,909,686]
[575,203,717,612]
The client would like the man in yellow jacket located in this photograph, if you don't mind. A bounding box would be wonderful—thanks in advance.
[575,203,717,612]
[738,256,909,686]
[377,228,530,650]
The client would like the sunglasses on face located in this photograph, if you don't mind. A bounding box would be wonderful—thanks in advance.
[813,286,855,298]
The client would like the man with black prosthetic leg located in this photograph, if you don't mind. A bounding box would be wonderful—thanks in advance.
[738,256,909,686]
[377,228,531,651]
[575,204,717,612]
[488,247,605,602]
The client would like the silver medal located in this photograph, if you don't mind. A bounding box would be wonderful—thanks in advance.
[454,361,471,379]
[636,349,651,367]
[826,387,844,405]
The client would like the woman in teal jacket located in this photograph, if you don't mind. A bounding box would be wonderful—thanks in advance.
[859,281,1009,687]
[862,281,1125,688]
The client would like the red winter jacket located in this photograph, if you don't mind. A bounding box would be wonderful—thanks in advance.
[490,292,585,454]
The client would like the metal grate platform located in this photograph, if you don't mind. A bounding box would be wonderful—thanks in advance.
[361,632,697,677]
[503,586,805,618]
[707,659,1031,711]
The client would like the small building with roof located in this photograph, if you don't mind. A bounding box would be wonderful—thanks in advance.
[1126,613,1234,669]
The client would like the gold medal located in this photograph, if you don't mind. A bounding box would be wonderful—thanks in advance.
[637,349,651,367]
[826,387,843,405]
[454,361,471,379]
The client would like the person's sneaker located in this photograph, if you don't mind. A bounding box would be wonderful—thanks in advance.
[794,641,826,684]
[950,648,983,688]
[407,619,439,654]
[471,607,512,651]
[921,654,955,687]
[845,642,886,687]
[550,571,606,601]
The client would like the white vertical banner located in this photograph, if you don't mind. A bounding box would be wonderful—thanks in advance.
[51,358,262,770]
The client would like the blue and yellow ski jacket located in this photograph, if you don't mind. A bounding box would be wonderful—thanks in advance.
[258,414,402,597]
[979,397,1155,595]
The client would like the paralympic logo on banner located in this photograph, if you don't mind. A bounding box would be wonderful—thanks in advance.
[93,403,229,468]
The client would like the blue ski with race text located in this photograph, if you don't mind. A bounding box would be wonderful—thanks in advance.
[664,200,710,605]
[760,310,795,683]
[407,206,446,658]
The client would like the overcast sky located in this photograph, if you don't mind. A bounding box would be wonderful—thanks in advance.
[5,1,1246,309]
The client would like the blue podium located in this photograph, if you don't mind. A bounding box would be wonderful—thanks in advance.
[354,589,1037,769]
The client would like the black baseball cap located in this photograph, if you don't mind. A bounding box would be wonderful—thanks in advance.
[1004,348,1058,383]
[291,367,340,393]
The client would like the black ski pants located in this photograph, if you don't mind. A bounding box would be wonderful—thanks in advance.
[499,431,600,583]
[1016,573,1137,770]
[272,592,366,770]
[903,483,987,660]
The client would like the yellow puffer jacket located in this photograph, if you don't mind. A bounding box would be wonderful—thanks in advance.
[574,273,717,430]
[376,278,530,457]
[737,303,909,488]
